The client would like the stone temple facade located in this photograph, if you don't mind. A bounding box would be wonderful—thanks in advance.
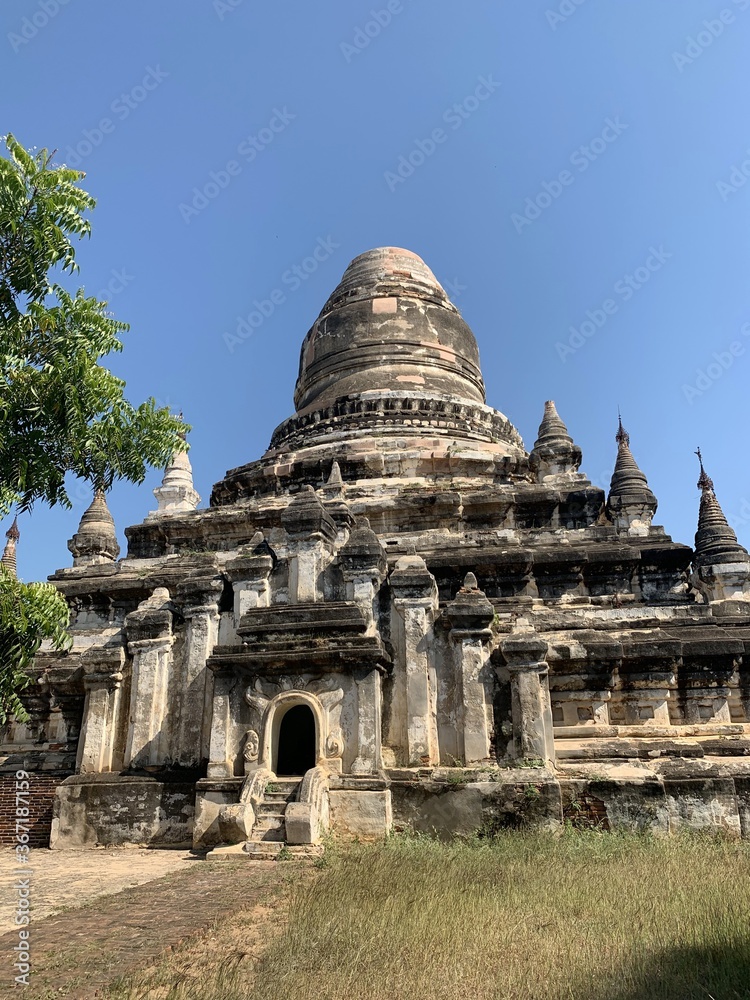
[4,246,750,854]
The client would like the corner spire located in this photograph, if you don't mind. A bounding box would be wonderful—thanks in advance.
[1,517,20,577]
[529,400,582,481]
[605,416,657,534]
[152,424,200,515]
[68,488,120,566]
[691,450,750,604]
[693,450,747,567]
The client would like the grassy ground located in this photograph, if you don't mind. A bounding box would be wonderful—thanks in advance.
[106,831,750,1000]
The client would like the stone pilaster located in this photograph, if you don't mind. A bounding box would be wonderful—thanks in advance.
[20,689,51,744]
[76,647,125,773]
[225,544,274,626]
[351,666,384,774]
[446,573,495,763]
[391,553,439,766]
[500,625,555,764]
[123,588,175,769]
[206,665,234,778]
[175,578,223,767]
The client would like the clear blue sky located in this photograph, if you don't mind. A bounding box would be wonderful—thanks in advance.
[2,0,750,582]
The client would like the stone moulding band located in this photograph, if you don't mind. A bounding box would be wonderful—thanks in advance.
[269,392,524,452]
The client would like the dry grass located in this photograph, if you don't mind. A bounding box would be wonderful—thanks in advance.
[106,831,750,1000]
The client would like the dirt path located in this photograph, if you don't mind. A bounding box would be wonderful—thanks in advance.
[0,847,199,934]
[0,852,289,999]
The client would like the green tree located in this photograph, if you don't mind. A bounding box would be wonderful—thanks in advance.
[0,564,71,724]
[0,133,188,721]
[0,132,187,512]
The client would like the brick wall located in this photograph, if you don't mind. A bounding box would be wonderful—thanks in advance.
[0,773,71,847]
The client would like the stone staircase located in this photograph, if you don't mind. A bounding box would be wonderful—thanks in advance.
[243,778,322,860]
[251,778,299,842]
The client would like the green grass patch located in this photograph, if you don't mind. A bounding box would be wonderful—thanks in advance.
[107,831,750,1000]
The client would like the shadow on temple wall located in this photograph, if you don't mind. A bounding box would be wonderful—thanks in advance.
[578,940,750,1000]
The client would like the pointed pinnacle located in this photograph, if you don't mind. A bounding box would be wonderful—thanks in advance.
[327,460,343,487]
[695,447,714,493]
[616,414,629,448]
[5,516,19,543]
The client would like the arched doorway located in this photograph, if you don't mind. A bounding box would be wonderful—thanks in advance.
[276,704,316,776]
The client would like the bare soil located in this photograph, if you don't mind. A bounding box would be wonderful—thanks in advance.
[0,850,294,999]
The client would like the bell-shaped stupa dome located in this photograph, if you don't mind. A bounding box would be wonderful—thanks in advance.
[293,247,485,411]
[212,247,526,504]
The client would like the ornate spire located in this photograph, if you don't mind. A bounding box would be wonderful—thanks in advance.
[693,449,747,568]
[529,400,582,480]
[152,427,200,515]
[68,488,120,566]
[1,517,20,577]
[605,417,657,532]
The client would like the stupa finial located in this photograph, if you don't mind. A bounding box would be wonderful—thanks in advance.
[695,447,714,494]
[616,412,630,448]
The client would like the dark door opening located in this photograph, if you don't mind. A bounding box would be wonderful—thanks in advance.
[276,704,316,776]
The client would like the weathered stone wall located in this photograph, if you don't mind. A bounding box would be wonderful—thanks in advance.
[389,770,562,838]
[51,774,195,849]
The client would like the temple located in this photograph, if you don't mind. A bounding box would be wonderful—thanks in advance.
[3,246,750,854]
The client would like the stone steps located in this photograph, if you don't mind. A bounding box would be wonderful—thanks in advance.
[243,777,303,850]
[243,842,323,861]
[256,802,287,818]
[262,790,298,805]
[252,816,286,841]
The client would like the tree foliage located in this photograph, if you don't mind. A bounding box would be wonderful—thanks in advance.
[0,132,188,513]
[0,565,70,724]
[0,133,188,720]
